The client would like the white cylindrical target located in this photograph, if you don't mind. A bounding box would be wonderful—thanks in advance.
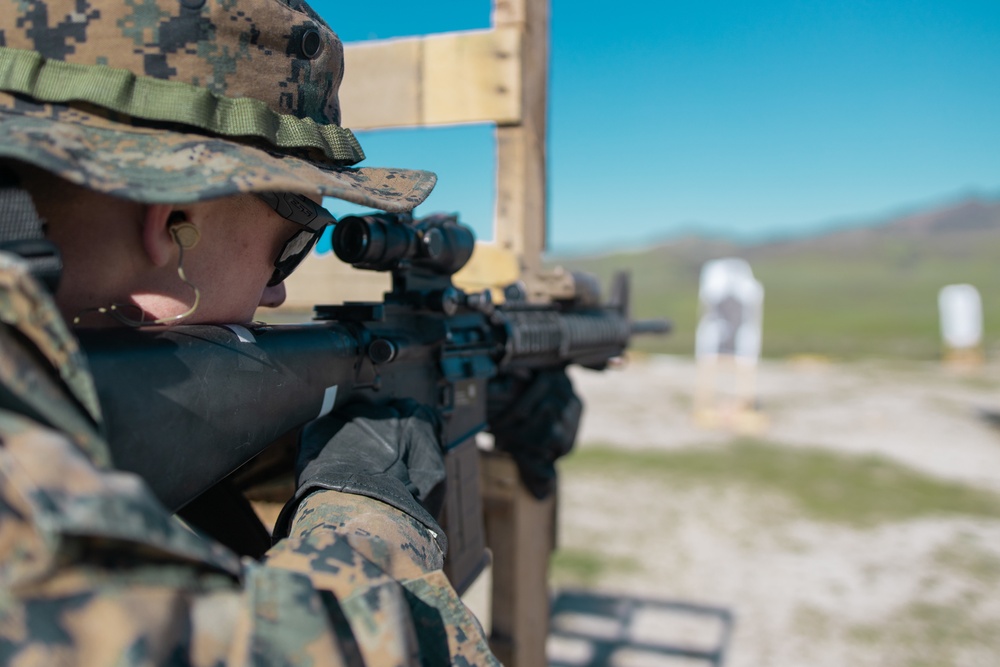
[938,284,983,350]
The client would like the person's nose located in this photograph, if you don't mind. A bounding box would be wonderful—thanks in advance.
[258,282,287,309]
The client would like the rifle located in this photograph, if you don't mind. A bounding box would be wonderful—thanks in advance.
[78,211,669,592]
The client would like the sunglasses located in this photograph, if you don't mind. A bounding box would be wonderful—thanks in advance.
[255,192,337,286]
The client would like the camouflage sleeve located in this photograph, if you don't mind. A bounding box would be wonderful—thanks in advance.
[0,411,497,666]
[266,490,500,667]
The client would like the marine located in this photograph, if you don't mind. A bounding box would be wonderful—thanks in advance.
[0,0,515,663]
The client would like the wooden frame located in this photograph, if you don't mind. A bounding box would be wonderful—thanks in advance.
[282,0,571,309]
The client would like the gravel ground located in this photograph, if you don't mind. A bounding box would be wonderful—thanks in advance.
[501,356,1000,666]
[570,355,1000,492]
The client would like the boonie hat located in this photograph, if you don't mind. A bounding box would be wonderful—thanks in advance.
[0,0,435,211]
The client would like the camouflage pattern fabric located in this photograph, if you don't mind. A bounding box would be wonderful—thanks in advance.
[0,0,437,212]
[0,99,436,210]
[0,255,499,666]
[0,252,106,463]
[269,492,498,667]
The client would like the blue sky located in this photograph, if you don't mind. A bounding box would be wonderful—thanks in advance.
[311,1,1000,254]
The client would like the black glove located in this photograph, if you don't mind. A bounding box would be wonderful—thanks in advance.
[273,400,447,549]
[487,369,583,499]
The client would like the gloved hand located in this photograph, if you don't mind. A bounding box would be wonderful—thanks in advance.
[487,368,583,499]
[273,400,447,547]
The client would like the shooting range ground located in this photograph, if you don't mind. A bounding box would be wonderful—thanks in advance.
[546,355,1000,667]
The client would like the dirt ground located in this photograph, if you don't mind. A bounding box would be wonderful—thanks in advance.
[466,355,1000,667]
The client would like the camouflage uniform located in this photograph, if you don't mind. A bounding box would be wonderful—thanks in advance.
[0,262,497,664]
[0,0,498,664]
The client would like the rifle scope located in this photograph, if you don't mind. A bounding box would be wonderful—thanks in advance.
[333,212,475,276]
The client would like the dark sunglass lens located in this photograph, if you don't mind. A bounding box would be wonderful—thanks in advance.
[278,230,315,263]
[268,231,321,286]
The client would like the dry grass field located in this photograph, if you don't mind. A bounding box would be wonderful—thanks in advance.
[507,355,1000,666]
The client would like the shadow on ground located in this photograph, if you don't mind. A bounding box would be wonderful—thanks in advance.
[548,588,735,666]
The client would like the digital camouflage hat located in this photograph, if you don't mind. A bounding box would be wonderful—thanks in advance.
[0,0,435,211]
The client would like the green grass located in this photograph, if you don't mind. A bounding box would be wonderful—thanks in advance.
[794,581,1000,665]
[932,535,1000,585]
[847,600,1000,666]
[563,441,1000,527]
[553,228,1000,360]
[549,548,641,587]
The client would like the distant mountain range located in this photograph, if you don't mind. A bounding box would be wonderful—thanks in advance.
[878,197,1000,235]
[554,196,1000,360]
[753,196,1000,250]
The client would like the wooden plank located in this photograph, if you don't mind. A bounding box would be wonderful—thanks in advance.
[280,252,389,312]
[339,39,422,129]
[424,29,522,127]
[452,242,521,297]
[340,29,522,130]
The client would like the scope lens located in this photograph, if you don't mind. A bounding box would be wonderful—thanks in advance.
[332,218,370,264]
[422,228,445,259]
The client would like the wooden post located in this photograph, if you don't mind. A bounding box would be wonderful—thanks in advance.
[481,450,556,667]
[492,0,547,276]
[492,0,574,302]
[487,6,561,663]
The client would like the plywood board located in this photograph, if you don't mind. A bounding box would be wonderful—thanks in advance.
[340,29,522,130]
[340,39,422,129]
[280,252,390,313]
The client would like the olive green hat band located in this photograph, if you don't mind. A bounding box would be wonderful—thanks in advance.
[0,46,365,165]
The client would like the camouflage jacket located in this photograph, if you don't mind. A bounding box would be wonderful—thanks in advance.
[0,252,499,666]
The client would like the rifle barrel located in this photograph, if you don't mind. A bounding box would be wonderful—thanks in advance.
[631,318,673,335]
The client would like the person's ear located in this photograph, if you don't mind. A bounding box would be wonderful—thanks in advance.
[141,204,185,267]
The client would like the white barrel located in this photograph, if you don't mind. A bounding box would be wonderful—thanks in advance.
[938,284,983,349]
